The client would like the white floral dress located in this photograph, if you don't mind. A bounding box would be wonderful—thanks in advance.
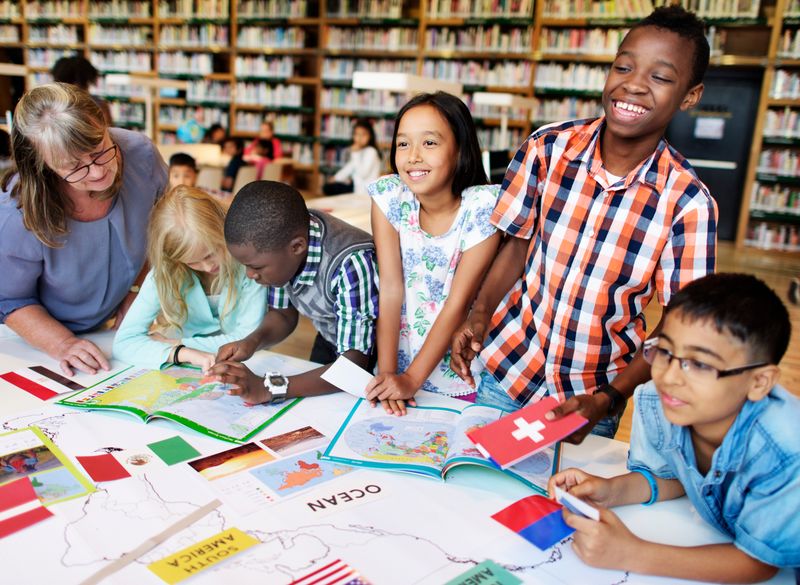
[369,174,500,396]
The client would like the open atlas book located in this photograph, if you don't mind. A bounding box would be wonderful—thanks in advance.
[57,365,299,443]
[321,398,560,495]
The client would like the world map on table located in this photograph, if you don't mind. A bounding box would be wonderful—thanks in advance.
[0,407,764,585]
[343,418,453,466]
[249,451,354,497]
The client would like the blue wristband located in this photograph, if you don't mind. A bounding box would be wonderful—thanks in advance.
[631,468,658,506]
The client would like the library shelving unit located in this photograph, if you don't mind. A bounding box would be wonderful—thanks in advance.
[738,0,800,252]
[1,0,795,204]
[422,0,534,154]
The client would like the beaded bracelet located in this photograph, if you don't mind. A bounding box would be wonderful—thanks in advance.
[631,468,658,506]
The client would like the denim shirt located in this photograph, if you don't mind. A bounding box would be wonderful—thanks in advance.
[628,381,800,568]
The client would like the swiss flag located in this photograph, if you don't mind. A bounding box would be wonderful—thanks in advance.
[467,396,587,469]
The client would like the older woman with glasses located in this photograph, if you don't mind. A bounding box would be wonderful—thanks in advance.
[0,83,168,376]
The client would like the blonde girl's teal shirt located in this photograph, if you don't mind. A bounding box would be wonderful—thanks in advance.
[112,267,267,369]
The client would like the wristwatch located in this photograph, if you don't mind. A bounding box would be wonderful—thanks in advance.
[263,372,289,405]
[594,383,627,417]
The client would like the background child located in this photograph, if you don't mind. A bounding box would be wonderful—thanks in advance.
[113,185,267,370]
[168,152,198,189]
[208,180,379,404]
[244,120,283,161]
[221,137,246,193]
[323,118,383,196]
[451,6,717,441]
[365,92,500,415]
[549,273,799,583]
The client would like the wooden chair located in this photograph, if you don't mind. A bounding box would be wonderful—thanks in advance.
[231,165,258,194]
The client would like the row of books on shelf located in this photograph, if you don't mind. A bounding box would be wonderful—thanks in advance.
[235,55,295,78]
[425,26,532,54]
[769,70,800,100]
[0,0,18,19]
[777,29,800,60]
[539,28,626,56]
[159,25,229,48]
[535,62,607,91]
[238,26,305,50]
[236,111,303,134]
[758,149,800,177]
[745,222,800,252]
[322,58,415,81]
[320,114,393,142]
[235,82,303,107]
[89,1,151,18]
[427,0,533,18]
[327,27,419,52]
[89,25,152,46]
[159,52,214,75]
[531,97,603,123]
[422,59,532,87]
[28,25,80,45]
[159,105,227,127]
[763,108,800,139]
[541,0,759,19]
[328,0,404,19]
[23,1,81,19]
[750,183,800,214]
[320,87,406,114]
[238,0,309,19]
[0,25,17,42]
[159,0,230,19]
[109,101,145,125]
[478,126,525,150]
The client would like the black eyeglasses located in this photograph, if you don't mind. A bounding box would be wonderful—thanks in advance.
[62,144,118,184]
[642,338,768,381]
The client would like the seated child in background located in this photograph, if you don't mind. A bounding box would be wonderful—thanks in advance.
[113,185,267,370]
[365,92,500,415]
[323,118,383,196]
[168,152,198,189]
[549,273,800,583]
[208,180,379,405]
[221,137,246,193]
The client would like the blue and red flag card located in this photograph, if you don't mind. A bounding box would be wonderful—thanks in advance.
[466,396,587,469]
[0,477,53,539]
[492,495,573,551]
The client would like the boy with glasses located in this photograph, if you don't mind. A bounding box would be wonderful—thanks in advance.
[548,273,799,583]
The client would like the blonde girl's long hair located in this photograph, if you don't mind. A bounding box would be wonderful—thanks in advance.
[147,185,239,334]
[0,83,122,247]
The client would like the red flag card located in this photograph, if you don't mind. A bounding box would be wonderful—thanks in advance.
[492,495,573,551]
[76,454,131,483]
[0,477,53,539]
[467,396,587,469]
[0,371,59,400]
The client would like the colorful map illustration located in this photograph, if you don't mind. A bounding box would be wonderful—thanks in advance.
[250,451,354,497]
[59,366,288,442]
[343,417,453,466]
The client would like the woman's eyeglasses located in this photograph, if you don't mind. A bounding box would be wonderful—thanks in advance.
[642,338,768,381]
[62,144,118,184]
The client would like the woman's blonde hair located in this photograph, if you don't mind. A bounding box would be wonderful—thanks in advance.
[147,185,240,334]
[1,83,123,247]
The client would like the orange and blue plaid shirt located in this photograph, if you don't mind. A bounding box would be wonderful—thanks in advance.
[482,117,718,404]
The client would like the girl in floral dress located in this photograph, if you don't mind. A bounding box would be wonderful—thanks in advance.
[365,92,501,415]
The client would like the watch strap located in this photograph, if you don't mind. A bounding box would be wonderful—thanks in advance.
[595,383,626,417]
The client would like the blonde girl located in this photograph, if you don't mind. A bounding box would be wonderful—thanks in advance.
[113,185,267,370]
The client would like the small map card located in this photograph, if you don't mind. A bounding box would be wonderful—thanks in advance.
[0,426,94,505]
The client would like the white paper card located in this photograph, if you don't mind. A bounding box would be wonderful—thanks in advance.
[320,355,374,398]
[555,486,600,521]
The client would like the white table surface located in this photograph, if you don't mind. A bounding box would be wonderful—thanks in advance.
[0,327,792,585]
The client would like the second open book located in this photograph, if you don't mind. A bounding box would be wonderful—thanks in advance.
[321,397,561,495]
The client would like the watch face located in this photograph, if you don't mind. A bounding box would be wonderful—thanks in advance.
[268,375,287,387]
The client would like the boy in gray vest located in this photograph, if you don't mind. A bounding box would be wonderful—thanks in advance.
[209,180,378,404]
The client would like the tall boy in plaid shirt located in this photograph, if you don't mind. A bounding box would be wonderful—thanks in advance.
[451,6,717,439]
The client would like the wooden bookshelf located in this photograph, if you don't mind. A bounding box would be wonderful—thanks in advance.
[0,0,795,207]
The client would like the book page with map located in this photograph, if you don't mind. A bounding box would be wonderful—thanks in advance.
[57,366,299,443]
[322,399,559,492]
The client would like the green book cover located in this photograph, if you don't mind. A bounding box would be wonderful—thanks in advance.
[57,365,299,443]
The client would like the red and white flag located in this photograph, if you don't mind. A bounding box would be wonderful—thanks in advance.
[0,477,53,539]
[467,396,588,469]
[289,559,372,585]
